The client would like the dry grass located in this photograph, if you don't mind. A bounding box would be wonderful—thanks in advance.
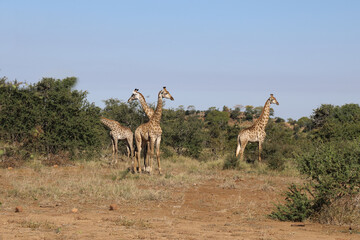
[8,218,60,231]
[1,155,356,239]
[102,216,152,229]
[3,162,168,205]
[0,155,300,209]
[0,155,221,209]
[316,194,360,227]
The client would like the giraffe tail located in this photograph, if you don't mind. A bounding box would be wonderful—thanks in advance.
[235,135,241,157]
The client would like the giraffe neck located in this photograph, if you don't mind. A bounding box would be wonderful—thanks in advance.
[151,91,163,125]
[254,99,271,130]
[101,117,117,130]
[138,92,154,118]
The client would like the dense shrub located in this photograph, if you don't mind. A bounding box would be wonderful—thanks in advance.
[262,121,299,170]
[297,140,360,210]
[311,104,360,141]
[270,184,313,222]
[162,107,206,158]
[271,140,360,224]
[0,77,105,157]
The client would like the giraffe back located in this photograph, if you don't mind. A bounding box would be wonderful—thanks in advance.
[101,117,133,140]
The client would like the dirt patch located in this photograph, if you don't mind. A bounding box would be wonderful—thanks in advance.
[0,164,357,240]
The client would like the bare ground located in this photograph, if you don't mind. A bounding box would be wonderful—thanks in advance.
[0,159,358,240]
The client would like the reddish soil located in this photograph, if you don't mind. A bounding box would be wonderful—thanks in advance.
[0,169,357,240]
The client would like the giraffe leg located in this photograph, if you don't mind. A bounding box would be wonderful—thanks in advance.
[135,133,142,173]
[127,136,134,169]
[129,137,134,159]
[239,140,248,162]
[258,141,262,162]
[141,141,148,172]
[126,145,130,159]
[155,136,162,175]
[148,137,156,174]
[112,137,118,165]
[111,137,115,160]
[145,141,151,172]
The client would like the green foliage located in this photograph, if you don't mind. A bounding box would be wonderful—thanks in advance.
[205,108,229,132]
[244,105,256,120]
[230,106,241,120]
[244,105,274,121]
[269,184,313,222]
[223,154,239,169]
[297,117,312,131]
[0,77,105,157]
[275,117,285,123]
[204,108,230,156]
[311,104,360,141]
[102,98,146,132]
[271,103,360,223]
[225,124,241,153]
[162,107,206,158]
[272,140,360,222]
[262,121,299,170]
[0,144,31,168]
[297,140,360,210]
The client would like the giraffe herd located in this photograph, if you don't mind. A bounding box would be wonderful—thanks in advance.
[101,87,174,174]
[101,89,278,174]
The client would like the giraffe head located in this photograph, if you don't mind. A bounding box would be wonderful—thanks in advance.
[269,94,279,105]
[127,88,140,103]
[160,87,174,101]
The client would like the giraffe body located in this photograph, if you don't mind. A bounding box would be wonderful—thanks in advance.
[128,89,155,171]
[236,94,279,162]
[100,117,134,165]
[133,87,174,174]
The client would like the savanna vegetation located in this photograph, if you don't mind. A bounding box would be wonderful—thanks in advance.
[1,76,359,227]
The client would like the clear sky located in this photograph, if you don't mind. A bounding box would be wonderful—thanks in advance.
[1,0,359,120]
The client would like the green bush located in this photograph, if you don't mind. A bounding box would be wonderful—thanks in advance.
[0,77,105,157]
[223,154,239,169]
[297,140,360,210]
[269,183,313,222]
[311,104,360,141]
[271,140,360,223]
[262,121,296,170]
[162,107,206,158]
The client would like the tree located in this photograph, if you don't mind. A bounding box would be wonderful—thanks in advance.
[297,117,312,131]
[204,108,230,155]
[311,104,360,141]
[161,108,205,158]
[186,105,196,115]
[0,77,105,156]
[230,106,242,120]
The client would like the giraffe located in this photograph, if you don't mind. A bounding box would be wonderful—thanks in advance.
[127,89,154,170]
[100,117,134,165]
[128,89,155,119]
[236,94,279,162]
[133,87,174,174]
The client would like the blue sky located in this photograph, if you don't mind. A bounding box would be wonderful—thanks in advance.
[1,0,359,120]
